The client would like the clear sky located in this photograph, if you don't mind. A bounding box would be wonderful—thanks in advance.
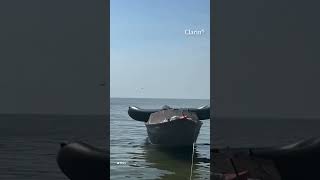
[111,0,210,99]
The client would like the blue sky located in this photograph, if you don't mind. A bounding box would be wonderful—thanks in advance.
[111,0,210,99]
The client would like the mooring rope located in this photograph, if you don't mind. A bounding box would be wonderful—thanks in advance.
[188,111,199,180]
[189,124,198,180]
[189,141,195,180]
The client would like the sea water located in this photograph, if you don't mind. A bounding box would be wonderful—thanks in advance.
[110,98,210,180]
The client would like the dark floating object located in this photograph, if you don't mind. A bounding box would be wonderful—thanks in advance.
[128,106,210,146]
[128,105,210,122]
[212,137,320,180]
[147,109,202,146]
[57,142,108,180]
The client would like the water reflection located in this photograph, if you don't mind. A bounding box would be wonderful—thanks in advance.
[110,99,210,180]
[127,139,210,180]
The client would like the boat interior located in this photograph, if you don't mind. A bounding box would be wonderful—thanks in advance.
[147,109,199,124]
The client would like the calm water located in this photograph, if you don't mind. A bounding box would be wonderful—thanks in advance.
[110,98,210,180]
[0,115,106,180]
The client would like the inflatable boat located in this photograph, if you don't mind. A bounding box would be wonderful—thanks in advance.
[57,142,108,180]
[128,105,210,122]
[128,106,210,146]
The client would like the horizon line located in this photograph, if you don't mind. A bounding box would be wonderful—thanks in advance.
[110,96,210,100]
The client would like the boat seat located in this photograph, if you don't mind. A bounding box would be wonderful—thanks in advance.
[250,137,320,159]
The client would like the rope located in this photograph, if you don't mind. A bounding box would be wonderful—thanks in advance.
[189,142,195,180]
[189,126,198,180]
[229,158,240,180]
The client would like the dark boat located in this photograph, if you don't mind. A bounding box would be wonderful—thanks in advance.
[128,106,210,146]
[212,137,320,180]
[146,109,202,146]
[57,142,108,180]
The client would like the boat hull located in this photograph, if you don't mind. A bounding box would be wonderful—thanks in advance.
[57,142,108,180]
[145,119,202,147]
